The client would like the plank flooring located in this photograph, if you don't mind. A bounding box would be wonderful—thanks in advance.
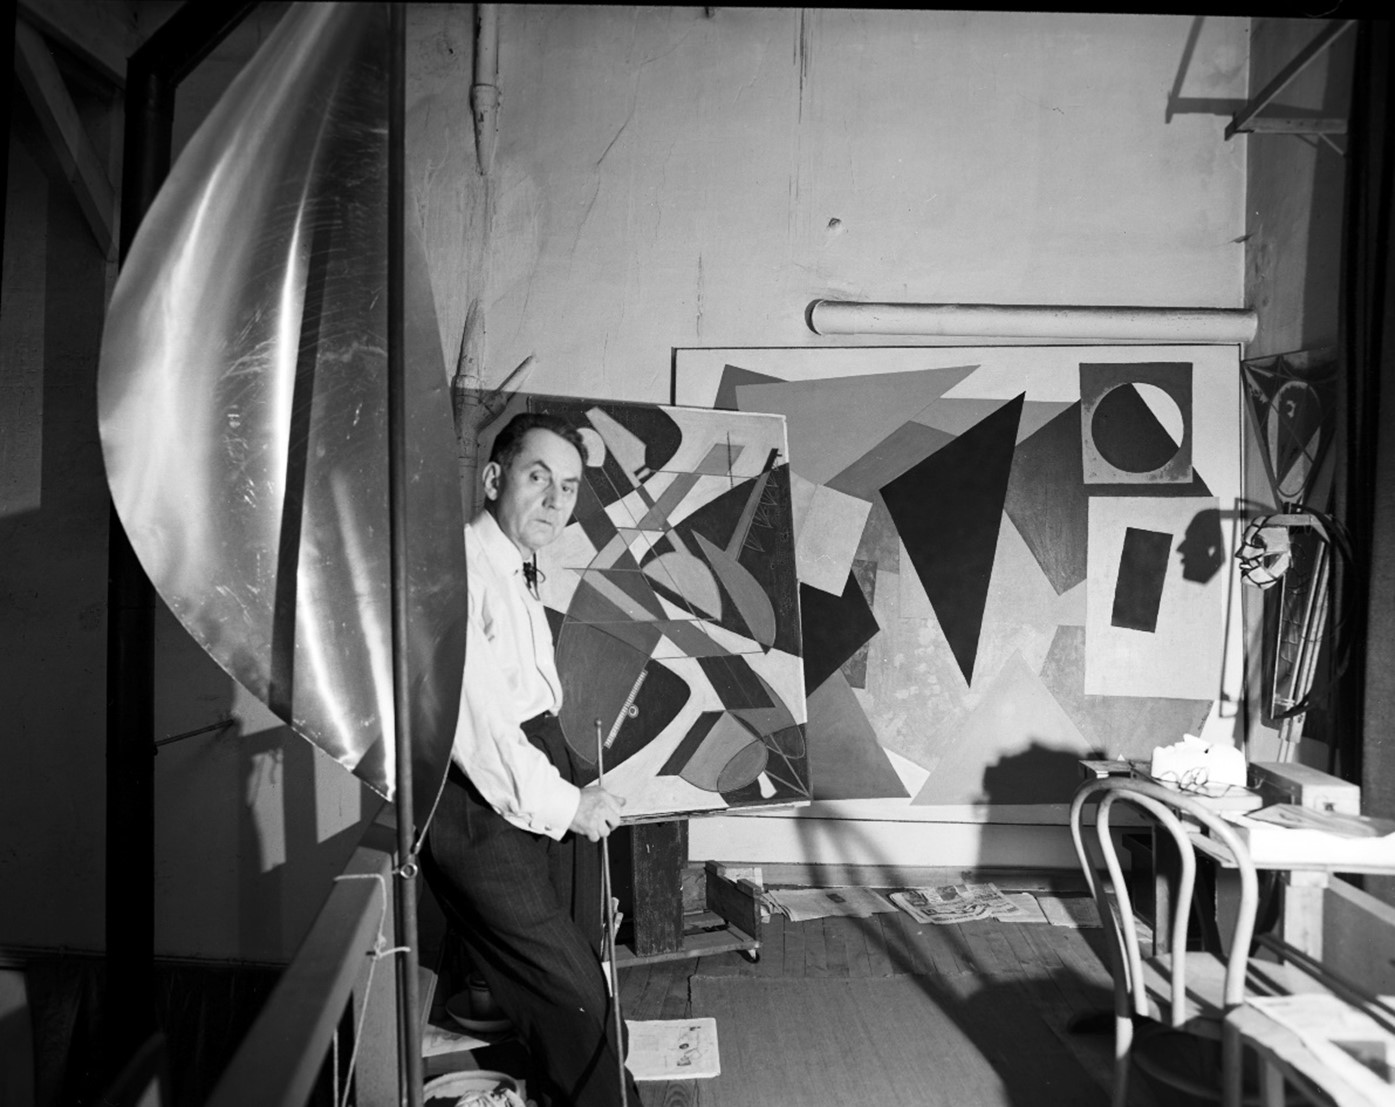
[422,898,1160,1107]
[620,910,1134,1107]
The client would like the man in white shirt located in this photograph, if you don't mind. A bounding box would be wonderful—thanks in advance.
[422,413,639,1107]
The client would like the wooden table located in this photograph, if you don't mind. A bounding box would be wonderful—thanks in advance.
[1187,831,1395,958]
[1227,999,1395,1106]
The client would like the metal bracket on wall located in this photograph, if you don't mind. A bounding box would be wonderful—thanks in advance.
[1225,20,1355,144]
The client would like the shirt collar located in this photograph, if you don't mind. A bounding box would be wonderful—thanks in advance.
[470,509,529,577]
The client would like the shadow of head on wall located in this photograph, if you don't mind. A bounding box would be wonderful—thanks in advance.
[979,744,1101,807]
[1177,507,1225,584]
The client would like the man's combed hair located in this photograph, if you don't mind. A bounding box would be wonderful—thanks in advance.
[489,412,586,468]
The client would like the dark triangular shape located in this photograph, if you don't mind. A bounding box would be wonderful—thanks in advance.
[800,574,880,692]
[1003,402,1088,596]
[715,364,784,410]
[880,393,1024,684]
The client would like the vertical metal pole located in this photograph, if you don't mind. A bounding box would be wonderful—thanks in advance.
[387,4,423,1104]
[103,48,174,1081]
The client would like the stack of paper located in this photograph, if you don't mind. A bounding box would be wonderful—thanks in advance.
[889,883,1047,925]
[1225,805,1395,866]
[764,886,899,922]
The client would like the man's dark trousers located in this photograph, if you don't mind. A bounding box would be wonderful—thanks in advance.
[422,713,640,1107]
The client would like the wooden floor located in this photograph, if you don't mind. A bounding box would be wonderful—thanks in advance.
[618,910,1131,1107]
[422,903,1158,1107]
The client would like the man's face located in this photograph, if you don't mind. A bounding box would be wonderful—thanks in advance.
[483,428,583,555]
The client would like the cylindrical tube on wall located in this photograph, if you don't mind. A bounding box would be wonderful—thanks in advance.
[472,4,500,175]
[807,301,1259,344]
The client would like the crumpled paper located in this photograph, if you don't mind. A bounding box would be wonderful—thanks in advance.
[1149,733,1247,790]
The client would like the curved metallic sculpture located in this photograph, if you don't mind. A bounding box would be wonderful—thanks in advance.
[97,2,466,839]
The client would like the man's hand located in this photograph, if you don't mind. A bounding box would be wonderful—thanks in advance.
[570,783,626,842]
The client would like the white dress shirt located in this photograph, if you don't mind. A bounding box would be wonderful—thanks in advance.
[451,509,580,839]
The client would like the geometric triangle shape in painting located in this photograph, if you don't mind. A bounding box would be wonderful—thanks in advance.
[734,365,979,486]
[714,364,784,411]
[1015,400,1077,443]
[1052,580,1087,627]
[1038,624,1213,762]
[800,573,880,693]
[970,514,1063,689]
[825,420,956,502]
[881,393,1024,685]
[912,397,1010,438]
[1003,401,1089,596]
[804,670,908,801]
[909,652,1095,805]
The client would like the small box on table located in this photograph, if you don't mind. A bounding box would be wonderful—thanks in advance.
[1248,762,1360,815]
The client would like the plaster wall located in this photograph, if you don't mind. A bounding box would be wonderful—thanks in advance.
[431,8,1249,408]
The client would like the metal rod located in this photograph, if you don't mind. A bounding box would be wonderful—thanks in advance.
[595,719,629,1107]
[1225,20,1355,139]
[153,717,236,748]
[387,5,424,1105]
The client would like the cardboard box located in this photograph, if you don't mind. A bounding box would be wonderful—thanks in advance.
[1249,761,1361,815]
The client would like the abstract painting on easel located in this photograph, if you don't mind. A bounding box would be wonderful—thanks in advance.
[460,391,808,820]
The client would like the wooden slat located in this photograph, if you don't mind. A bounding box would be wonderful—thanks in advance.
[1241,116,1348,135]
[13,18,116,256]
[16,0,161,85]
[1321,877,1395,993]
[821,916,851,976]
[631,822,687,957]
[780,913,807,978]
[803,917,830,977]
[748,913,784,978]
[1226,19,1355,139]
[206,818,398,1107]
[703,862,761,937]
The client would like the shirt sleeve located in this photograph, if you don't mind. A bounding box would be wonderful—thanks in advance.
[450,593,582,841]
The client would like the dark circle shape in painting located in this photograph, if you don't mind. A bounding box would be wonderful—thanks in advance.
[1090,382,1184,474]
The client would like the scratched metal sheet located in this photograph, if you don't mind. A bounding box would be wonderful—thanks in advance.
[97,1,465,837]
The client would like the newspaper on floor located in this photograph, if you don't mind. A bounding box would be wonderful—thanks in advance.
[764,886,899,922]
[889,882,1035,925]
[625,1018,721,1081]
[1036,894,1103,928]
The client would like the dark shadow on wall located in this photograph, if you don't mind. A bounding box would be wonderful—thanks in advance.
[979,744,1101,807]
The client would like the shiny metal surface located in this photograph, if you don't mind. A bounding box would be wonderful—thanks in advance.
[97,1,466,836]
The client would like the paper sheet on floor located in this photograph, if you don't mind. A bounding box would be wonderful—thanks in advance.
[1035,894,1103,928]
[765,886,899,922]
[889,882,1040,925]
[625,1018,721,1081]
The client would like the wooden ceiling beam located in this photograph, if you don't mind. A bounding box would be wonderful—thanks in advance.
[15,0,173,86]
[14,18,117,257]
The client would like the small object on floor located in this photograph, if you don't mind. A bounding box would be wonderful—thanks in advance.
[625,1018,721,1081]
[889,882,1033,925]
[765,886,898,922]
[467,972,505,1019]
[446,991,514,1038]
[423,1069,529,1107]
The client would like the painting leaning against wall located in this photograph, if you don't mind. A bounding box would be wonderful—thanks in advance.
[458,390,809,822]
[674,345,1244,815]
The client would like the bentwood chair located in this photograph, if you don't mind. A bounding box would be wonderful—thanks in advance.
[1069,777,1325,1107]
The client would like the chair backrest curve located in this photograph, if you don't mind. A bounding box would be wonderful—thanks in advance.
[1069,777,1261,1024]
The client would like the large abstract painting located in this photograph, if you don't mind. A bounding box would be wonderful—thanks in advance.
[460,391,809,821]
[675,346,1243,812]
